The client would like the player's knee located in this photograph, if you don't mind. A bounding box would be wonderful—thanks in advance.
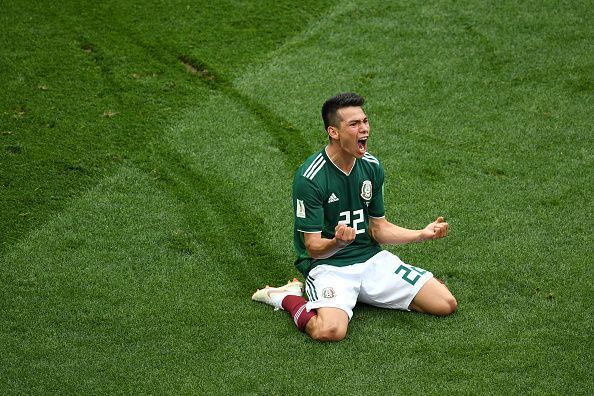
[449,296,458,313]
[311,321,347,342]
[436,295,457,316]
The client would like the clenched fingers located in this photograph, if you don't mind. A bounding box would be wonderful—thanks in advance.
[433,220,448,238]
[335,224,356,246]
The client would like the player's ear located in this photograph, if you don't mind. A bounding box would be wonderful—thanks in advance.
[327,126,339,140]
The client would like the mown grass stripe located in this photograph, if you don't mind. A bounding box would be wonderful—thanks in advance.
[177,54,313,170]
[2,1,592,394]
[145,147,293,288]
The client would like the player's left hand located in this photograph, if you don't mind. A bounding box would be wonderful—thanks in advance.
[421,217,448,240]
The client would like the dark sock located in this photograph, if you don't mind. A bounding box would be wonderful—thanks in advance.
[281,295,316,332]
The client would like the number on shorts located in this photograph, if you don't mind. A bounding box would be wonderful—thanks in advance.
[395,265,426,286]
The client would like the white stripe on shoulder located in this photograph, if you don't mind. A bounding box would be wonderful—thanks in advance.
[307,159,326,180]
[363,152,380,165]
[303,154,326,180]
[303,153,324,178]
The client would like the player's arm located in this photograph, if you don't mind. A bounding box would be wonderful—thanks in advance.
[303,224,356,259]
[368,216,448,245]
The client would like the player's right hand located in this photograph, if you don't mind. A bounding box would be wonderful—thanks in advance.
[334,224,356,247]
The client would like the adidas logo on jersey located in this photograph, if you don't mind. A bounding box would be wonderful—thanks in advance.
[328,193,339,203]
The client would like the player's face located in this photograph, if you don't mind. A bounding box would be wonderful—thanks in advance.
[334,106,369,158]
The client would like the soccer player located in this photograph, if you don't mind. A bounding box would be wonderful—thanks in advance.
[252,92,457,341]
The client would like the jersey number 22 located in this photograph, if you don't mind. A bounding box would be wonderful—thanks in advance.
[338,209,366,234]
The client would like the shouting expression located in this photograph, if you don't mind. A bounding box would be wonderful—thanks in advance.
[328,106,369,159]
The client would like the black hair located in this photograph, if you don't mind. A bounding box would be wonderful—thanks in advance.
[321,92,365,131]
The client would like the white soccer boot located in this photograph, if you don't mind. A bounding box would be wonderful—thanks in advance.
[252,278,304,311]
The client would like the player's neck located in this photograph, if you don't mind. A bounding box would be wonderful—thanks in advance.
[325,144,356,175]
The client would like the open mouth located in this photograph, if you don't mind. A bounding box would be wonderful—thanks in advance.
[357,137,368,153]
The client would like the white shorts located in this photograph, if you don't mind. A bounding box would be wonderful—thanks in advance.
[304,250,433,319]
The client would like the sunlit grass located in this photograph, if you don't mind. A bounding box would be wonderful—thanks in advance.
[1,0,592,394]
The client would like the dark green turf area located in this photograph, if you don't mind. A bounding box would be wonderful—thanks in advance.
[0,0,329,251]
[1,1,592,394]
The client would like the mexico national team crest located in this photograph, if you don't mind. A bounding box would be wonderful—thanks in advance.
[361,180,372,201]
[322,287,336,299]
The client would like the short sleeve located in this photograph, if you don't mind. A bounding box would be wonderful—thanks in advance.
[293,175,324,233]
[368,162,385,218]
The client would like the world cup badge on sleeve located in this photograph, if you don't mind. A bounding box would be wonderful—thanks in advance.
[296,199,306,218]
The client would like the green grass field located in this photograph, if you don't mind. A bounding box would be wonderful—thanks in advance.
[1,0,592,394]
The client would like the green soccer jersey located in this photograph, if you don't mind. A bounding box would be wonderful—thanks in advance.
[293,147,385,277]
